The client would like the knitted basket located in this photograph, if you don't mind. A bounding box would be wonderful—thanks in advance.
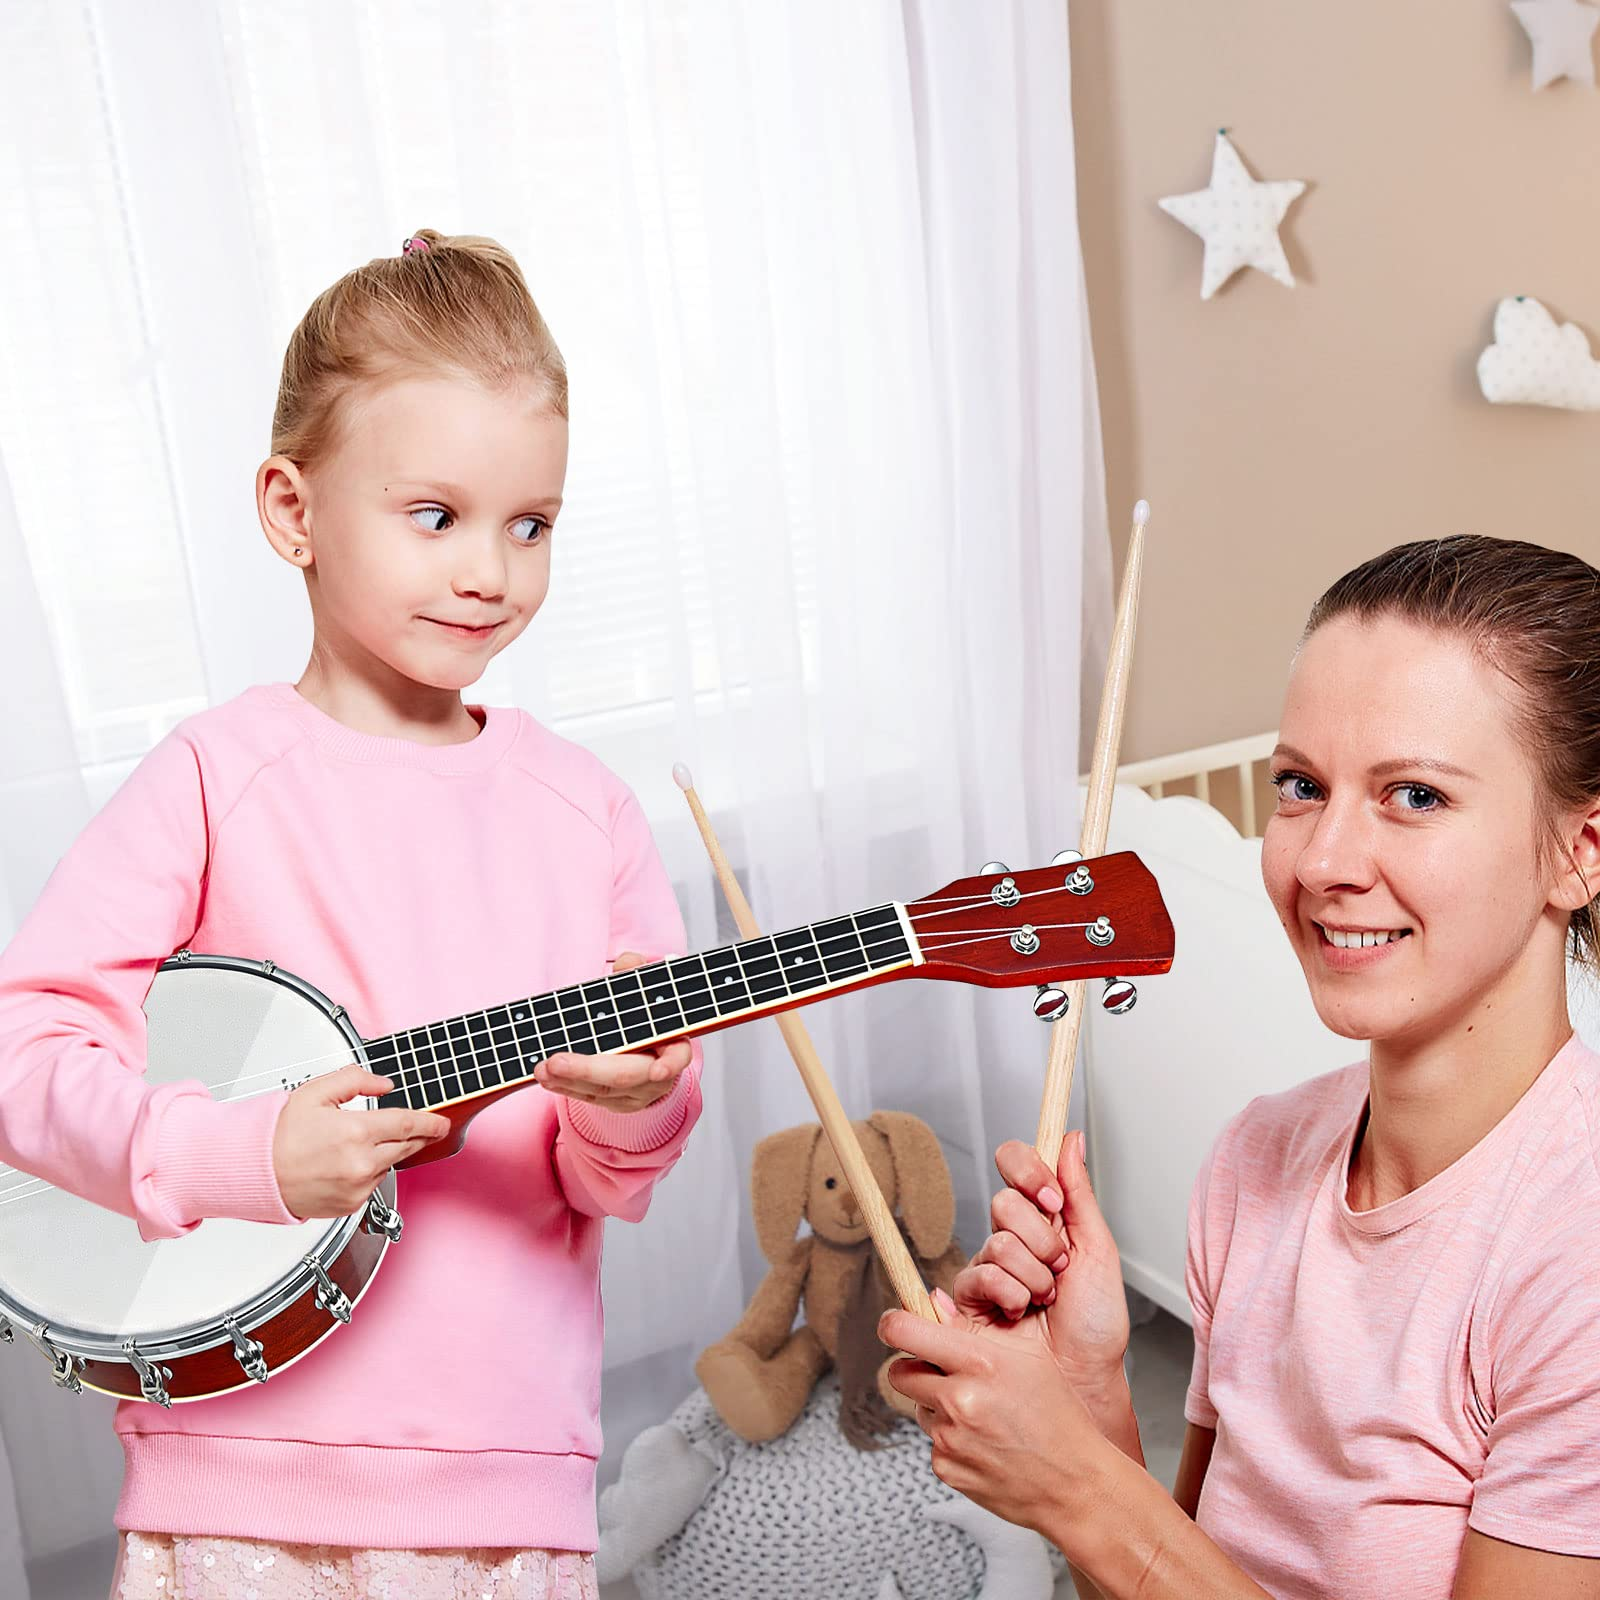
[608,1372,1061,1600]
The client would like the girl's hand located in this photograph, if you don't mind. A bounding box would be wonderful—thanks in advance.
[954,1130,1131,1399]
[274,1064,451,1221]
[880,1292,1113,1536]
[532,951,695,1114]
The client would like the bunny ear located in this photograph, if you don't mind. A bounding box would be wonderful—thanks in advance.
[751,1123,821,1263]
[866,1111,955,1259]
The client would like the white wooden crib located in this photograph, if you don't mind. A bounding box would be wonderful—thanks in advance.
[1081,734,1600,1326]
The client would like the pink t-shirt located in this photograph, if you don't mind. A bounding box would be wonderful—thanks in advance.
[1186,1033,1600,1597]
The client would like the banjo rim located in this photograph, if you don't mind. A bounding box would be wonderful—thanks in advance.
[0,951,389,1382]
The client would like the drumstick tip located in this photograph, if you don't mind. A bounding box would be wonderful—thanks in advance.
[1132,499,1151,528]
[672,762,694,791]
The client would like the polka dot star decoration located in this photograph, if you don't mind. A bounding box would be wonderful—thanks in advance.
[1157,129,1307,301]
[1477,296,1600,410]
[1511,0,1599,89]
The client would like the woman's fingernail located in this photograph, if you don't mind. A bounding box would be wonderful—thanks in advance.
[933,1288,958,1317]
[1042,1285,1057,1305]
[1051,1251,1069,1272]
[1039,1187,1063,1212]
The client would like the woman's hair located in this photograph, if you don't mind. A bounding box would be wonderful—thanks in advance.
[270,228,567,473]
[1304,534,1600,973]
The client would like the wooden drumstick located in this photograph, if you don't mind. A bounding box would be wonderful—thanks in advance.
[673,765,939,1323]
[1034,499,1151,1169]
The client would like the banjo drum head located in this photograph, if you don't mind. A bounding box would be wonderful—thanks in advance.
[0,958,360,1351]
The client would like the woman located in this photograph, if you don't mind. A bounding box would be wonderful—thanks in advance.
[882,536,1600,1598]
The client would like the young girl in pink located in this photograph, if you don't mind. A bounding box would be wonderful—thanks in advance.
[0,230,702,1600]
[882,536,1600,1598]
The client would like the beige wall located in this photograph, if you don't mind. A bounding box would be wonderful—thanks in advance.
[1069,0,1600,763]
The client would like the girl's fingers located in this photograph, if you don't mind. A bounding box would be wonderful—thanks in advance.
[538,1052,652,1092]
[540,1044,691,1091]
[647,1039,694,1081]
[539,1078,675,1113]
[994,1139,1065,1215]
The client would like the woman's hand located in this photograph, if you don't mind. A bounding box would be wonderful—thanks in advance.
[880,1293,1114,1536]
[954,1130,1131,1401]
[532,951,694,1114]
[273,1064,451,1221]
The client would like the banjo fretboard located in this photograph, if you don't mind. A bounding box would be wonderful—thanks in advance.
[366,904,913,1112]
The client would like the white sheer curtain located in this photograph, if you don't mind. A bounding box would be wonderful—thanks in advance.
[0,0,1108,1586]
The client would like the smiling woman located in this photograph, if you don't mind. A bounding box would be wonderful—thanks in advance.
[883,534,1600,1600]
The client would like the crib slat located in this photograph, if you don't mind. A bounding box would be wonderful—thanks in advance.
[1239,762,1256,836]
[1195,769,1210,806]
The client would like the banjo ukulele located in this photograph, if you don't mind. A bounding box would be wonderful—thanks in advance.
[0,852,1172,1407]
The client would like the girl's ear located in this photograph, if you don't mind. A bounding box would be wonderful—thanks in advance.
[256,455,315,567]
[751,1124,821,1264]
[865,1111,954,1259]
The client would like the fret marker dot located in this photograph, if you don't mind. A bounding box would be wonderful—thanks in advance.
[515,1012,526,1020]
[723,977,734,985]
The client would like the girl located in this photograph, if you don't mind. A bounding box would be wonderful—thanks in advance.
[0,230,702,1600]
[881,536,1600,1598]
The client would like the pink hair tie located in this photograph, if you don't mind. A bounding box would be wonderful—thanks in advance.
[401,235,431,256]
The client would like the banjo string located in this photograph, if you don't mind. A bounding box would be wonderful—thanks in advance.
[0,912,1107,1209]
[0,918,1077,1209]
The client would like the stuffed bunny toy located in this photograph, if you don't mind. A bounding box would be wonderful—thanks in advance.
[695,1111,966,1448]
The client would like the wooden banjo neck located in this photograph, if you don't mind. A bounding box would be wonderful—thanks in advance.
[359,850,1175,1165]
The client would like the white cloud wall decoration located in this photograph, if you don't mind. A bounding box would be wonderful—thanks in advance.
[1477,296,1600,410]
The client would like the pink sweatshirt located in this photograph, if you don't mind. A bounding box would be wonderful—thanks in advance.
[1186,1033,1600,1597]
[0,681,702,1550]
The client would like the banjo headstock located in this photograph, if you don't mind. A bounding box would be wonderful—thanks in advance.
[902,851,1173,988]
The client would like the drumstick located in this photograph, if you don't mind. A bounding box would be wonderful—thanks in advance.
[1034,499,1151,1169]
[673,766,939,1323]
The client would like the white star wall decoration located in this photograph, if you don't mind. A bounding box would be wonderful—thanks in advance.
[1511,0,1598,88]
[1158,130,1307,301]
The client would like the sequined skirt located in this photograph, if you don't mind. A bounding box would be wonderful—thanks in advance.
[111,1530,599,1600]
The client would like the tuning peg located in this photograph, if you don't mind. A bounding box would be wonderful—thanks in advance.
[979,860,1009,876]
[1051,849,1083,867]
[1101,978,1137,1015]
[1033,986,1069,1021]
